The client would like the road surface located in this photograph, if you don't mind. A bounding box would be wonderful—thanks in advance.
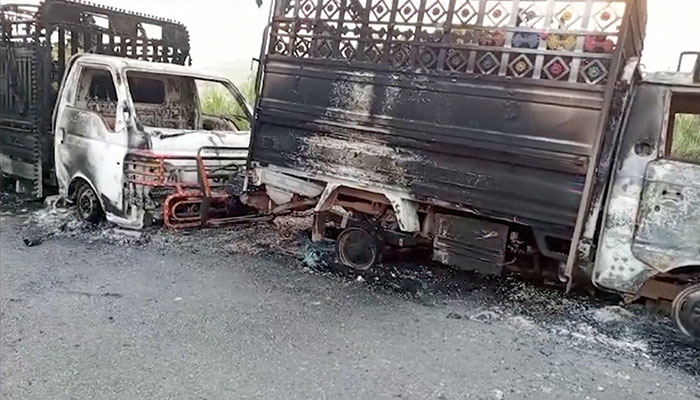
[1,200,698,399]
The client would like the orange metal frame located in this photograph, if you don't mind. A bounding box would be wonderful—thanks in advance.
[124,146,249,229]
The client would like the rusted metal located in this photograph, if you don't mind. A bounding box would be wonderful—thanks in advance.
[125,146,255,229]
[241,190,273,212]
[634,279,683,302]
[336,227,381,271]
[1,0,190,197]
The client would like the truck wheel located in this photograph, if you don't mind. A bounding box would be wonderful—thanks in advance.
[336,227,379,271]
[76,183,104,224]
[671,283,700,338]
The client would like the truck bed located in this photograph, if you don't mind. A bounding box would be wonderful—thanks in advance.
[252,0,646,237]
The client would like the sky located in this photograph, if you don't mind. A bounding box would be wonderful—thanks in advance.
[12,0,700,82]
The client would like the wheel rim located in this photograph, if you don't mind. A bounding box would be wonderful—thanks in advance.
[78,187,97,219]
[672,284,700,338]
[337,228,377,271]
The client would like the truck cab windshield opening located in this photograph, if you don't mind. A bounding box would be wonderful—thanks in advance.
[126,72,250,132]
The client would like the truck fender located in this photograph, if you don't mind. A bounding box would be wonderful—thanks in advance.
[314,184,420,233]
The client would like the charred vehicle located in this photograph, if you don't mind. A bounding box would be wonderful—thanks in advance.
[1,0,191,197]
[1,1,253,228]
[248,0,700,336]
[54,55,252,228]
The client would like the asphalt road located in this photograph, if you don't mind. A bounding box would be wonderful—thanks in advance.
[1,204,699,400]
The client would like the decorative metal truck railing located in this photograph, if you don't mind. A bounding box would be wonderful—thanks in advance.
[266,0,644,86]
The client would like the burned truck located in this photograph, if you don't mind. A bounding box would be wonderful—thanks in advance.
[53,54,252,228]
[247,0,700,337]
[1,1,253,228]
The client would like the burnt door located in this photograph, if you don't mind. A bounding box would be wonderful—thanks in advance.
[632,92,700,271]
[593,85,697,295]
[55,63,129,217]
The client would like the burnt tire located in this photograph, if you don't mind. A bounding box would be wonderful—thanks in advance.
[336,227,380,272]
[75,183,104,224]
[672,283,700,339]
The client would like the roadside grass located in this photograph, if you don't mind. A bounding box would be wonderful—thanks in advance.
[200,88,243,114]
[672,114,700,162]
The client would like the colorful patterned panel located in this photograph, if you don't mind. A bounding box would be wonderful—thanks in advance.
[268,0,632,86]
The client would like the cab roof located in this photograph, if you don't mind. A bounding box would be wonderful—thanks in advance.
[642,71,699,89]
[70,53,231,83]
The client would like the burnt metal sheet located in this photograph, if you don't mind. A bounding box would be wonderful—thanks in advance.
[593,84,675,294]
[253,61,595,234]
[632,160,700,271]
[0,42,43,195]
[433,213,509,275]
[563,0,648,281]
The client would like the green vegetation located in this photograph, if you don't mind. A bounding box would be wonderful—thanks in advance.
[200,74,257,131]
[672,114,700,162]
[236,74,258,106]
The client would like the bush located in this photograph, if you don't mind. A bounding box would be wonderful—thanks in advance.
[200,74,257,131]
[672,114,700,162]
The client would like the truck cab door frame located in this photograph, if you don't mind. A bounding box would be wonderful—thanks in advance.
[54,57,137,226]
[594,84,700,296]
[630,91,700,274]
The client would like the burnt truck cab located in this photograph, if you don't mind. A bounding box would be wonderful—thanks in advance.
[593,61,700,336]
[53,54,252,228]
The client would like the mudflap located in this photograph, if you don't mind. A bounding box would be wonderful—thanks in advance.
[432,214,509,275]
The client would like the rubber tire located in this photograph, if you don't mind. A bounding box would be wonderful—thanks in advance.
[336,227,380,272]
[671,283,700,339]
[75,183,104,224]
